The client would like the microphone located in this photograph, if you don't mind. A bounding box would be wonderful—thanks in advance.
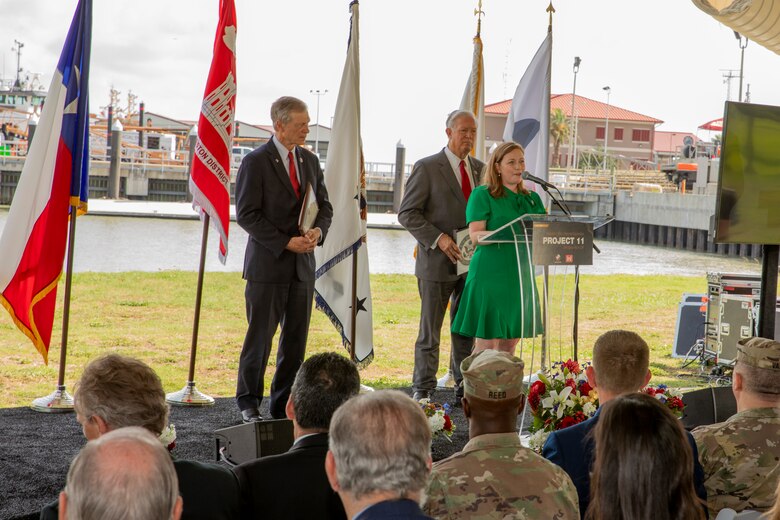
[521,171,557,190]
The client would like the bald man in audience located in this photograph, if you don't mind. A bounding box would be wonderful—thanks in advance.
[424,349,579,519]
[693,337,780,516]
[59,427,182,520]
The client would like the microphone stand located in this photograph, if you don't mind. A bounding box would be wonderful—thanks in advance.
[536,181,599,362]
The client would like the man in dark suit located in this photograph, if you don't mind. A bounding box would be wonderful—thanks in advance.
[41,354,241,520]
[235,96,333,422]
[398,110,483,401]
[232,352,360,519]
[542,330,707,518]
[325,391,434,520]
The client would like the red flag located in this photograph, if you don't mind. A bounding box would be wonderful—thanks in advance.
[0,0,92,363]
[189,0,237,263]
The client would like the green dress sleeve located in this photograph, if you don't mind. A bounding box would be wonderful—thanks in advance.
[466,187,491,223]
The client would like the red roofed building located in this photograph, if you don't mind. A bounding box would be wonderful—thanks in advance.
[484,94,663,167]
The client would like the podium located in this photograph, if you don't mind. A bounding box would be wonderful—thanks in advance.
[481,213,613,368]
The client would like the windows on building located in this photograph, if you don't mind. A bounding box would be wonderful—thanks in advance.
[614,128,624,141]
[632,129,650,142]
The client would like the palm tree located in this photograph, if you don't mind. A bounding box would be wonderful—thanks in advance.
[549,108,570,167]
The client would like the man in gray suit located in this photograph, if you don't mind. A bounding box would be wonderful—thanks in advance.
[398,110,483,401]
[235,96,333,422]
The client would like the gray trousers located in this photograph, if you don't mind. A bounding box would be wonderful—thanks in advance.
[413,277,474,393]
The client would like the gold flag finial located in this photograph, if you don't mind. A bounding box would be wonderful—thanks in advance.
[547,1,555,33]
[474,0,485,37]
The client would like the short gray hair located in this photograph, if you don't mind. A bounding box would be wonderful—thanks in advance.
[329,390,431,500]
[446,110,476,130]
[270,96,308,125]
[64,427,179,520]
[74,354,169,435]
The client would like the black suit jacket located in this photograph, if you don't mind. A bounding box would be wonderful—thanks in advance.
[354,499,433,520]
[542,409,708,518]
[236,138,333,283]
[232,432,345,520]
[40,458,241,520]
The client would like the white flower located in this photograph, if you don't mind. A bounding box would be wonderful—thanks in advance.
[159,424,177,450]
[528,430,550,452]
[427,411,445,433]
[583,402,597,416]
[541,386,573,418]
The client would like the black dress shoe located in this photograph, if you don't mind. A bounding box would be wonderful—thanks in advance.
[412,390,431,401]
[452,384,464,407]
[241,408,262,423]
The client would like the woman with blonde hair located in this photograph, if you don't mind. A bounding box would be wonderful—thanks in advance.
[452,141,545,355]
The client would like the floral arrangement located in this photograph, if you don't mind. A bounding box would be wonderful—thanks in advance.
[527,360,597,451]
[643,384,685,418]
[418,398,455,442]
[527,359,685,452]
[159,424,177,452]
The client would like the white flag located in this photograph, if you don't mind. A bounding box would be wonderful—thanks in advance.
[460,34,485,161]
[314,1,373,366]
[503,32,551,186]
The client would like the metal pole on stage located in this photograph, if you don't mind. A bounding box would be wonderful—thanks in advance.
[167,215,215,406]
[31,204,78,412]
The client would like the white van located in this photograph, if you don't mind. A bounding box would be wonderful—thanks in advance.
[232,146,253,167]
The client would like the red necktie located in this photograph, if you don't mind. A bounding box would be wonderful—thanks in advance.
[288,151,300,198]
[459,160,472,201]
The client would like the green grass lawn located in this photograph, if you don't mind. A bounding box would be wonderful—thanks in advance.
[0,272,711,408]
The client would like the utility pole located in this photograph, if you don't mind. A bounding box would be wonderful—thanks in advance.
[309,89,328,156]
[11,40,23,89]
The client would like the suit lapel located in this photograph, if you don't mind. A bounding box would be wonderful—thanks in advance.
[436,150,465,203]
[294,145,311,195]
[468,156,483,187]
[266,141,298,199]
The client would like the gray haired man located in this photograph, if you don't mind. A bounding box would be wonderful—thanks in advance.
[325,390,434,520]
[59,426,182,520]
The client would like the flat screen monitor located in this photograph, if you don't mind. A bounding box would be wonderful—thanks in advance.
[715,101,780,244]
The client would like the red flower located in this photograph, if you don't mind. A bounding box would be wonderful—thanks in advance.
[573,411,587,424]
[443,414,453,432]
[565,379,577,391]
[644,387,656,397]
[528,380,546,411]
[667,396,684,410]
[579,381,593,396]
[563,359,581,375]
[558,416,577,429]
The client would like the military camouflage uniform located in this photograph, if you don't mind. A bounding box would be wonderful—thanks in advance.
[423,432,580,519]
[692,407,780,516]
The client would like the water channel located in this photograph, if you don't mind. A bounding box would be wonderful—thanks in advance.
[0,211,763,277]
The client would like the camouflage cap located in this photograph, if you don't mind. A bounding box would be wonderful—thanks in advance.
[737,337,780,370]
[460,349,525,400]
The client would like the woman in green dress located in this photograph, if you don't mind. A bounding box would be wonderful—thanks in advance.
[452,141,545,355]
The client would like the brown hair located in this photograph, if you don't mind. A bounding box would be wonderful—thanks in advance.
[483,141,530,198]
[735,361,780,398]
[592,330,650,394]
[74,354,169,435]
[585,393,705,520]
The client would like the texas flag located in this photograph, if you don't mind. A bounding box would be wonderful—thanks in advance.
[0,0,92,363]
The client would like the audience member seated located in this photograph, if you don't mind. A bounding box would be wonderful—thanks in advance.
[586,392,706,520]
[693,337,780,517]
[542,329,707,517]
[232,352,360,519]
[325,390,434,520]
[41,354,241,520]
[59,426,182,520]
[424,349,580,518]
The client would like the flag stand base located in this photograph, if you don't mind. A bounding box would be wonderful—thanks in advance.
[31,385,74,413]
[166,381,215,407]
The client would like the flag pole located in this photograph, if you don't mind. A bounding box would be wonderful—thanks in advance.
[540,1,555,371]
[31,203,79,412]
[166,212,215,407]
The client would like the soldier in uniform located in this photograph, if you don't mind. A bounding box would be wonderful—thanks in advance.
[693,337,780,516]
[424,349,580,519]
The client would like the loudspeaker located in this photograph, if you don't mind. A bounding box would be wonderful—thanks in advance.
[672,294,707,358]
[681,387,737,431]
[214,419,294,465]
